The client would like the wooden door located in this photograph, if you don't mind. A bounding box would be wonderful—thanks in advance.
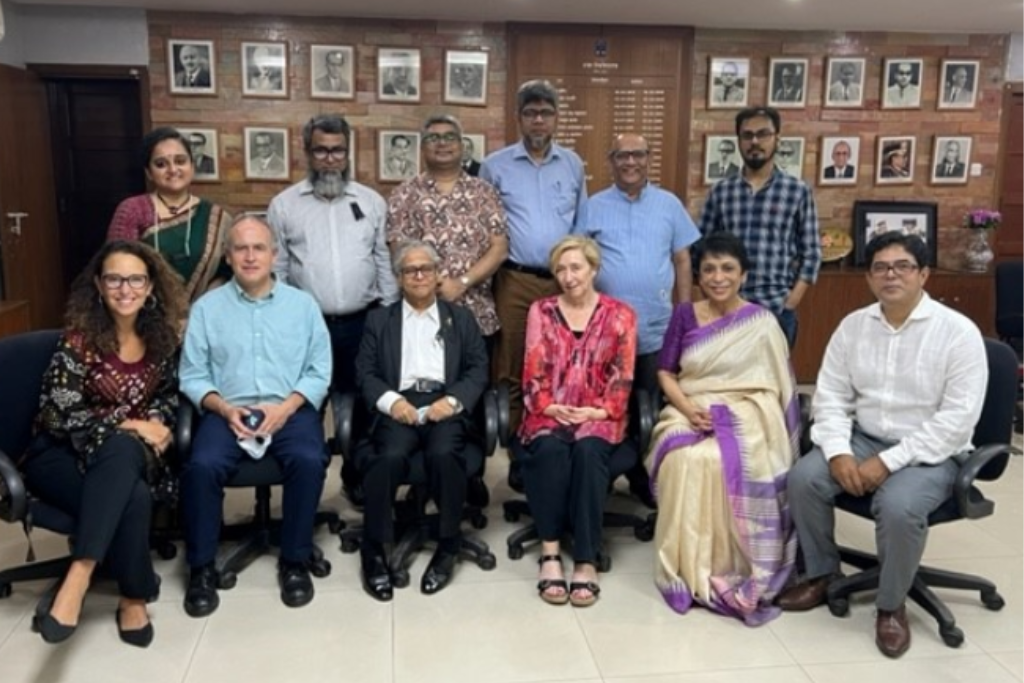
[0,64,65,329]
[995,83,1022,260]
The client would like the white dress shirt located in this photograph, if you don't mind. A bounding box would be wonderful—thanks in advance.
[376,300,446,415]
[811,293,987,472]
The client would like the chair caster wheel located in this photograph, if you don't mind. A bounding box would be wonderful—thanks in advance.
[218,572,238,590]
[340,538,359,554]
[471,513,488,530]
[940,625,964,648]
[827,598,849,617]
[982,589,1005,610]
[634,523,654,542]
[328,519,344,534]
[507,544,524,561]
[392,569,410,588]
[597,555,612,573]
[156,542,177,560]
[310,558,332,578]
[504,510,520,523]
[478,553,497,571]
[0,583,11,599]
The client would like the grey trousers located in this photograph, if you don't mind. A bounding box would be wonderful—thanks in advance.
[787,426,958,610]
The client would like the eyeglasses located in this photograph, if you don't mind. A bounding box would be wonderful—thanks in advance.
[310,146,348,161]
[611,150,649,162]
[101,274,149,290]
[521,108,557,120]
[422,132,461,146]
[869,260,919,276]
[896,70,913,77]
[739,129,776,143]
[400,264,437,278]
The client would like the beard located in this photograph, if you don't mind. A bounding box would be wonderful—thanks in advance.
[309,168,347,200]
[742,147,774,171]
[524,133,552,153]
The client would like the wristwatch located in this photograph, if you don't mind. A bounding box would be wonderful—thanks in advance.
[459,275,471,288]
[445,396,463,413]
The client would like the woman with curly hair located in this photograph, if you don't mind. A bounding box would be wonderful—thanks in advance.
[21,240,187,647]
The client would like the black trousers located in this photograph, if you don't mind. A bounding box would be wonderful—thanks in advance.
[22,433,158,600]
[519,435,613,564]
[633,351,660,398]
[362,391,469,546]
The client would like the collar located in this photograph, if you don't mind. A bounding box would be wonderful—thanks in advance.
[297,178,358,200]
[512,140,559,164]
[868,292,935,325]
[231,275,278,302]
[612,181,649,202]
[402,298,439,322]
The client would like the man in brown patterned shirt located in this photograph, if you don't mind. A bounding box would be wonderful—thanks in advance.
[385,114,509,349]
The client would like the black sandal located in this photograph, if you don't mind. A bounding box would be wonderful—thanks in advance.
[536,554,569,605]
[569,581,601,607]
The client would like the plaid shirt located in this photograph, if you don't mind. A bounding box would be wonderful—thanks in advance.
[700,167,821,312]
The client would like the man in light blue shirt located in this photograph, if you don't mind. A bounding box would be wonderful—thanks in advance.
[179,216,332,618]
[480,79,587,432]
[576,133,699,396]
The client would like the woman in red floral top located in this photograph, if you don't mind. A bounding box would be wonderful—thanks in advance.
[518,236,636,607]
[23,240,187,647]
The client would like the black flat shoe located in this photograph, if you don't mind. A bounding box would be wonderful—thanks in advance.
[184,564,220,618]
[116,610,154,648]
[33,581,80,644]
[361,553,393,602]
[278,561,315,608]
[421,548,457,595]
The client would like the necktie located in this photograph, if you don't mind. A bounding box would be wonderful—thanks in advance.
[946,164,954,175]
[723,86,732,101]
[950,87,958,101]
[843,86,849,100]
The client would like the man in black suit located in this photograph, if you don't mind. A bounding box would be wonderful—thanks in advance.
[934,140,966,178]
[355,240,488,601]
[188,132,216,175]
[707,139,740,180]
[823,140,855,179]
[461,136,481,177]
[175,45,211,89]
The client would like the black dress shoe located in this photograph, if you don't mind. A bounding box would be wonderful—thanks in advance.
[116,609,154,648]
[33,582,79,644]
[184,564,220,618]
[361,553,393,602]
[278,561,315,608]
[421,548,457,595]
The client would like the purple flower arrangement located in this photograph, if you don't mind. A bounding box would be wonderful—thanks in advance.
[963,208,1001,230]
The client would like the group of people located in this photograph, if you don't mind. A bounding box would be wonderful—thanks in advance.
[18,82,988,662]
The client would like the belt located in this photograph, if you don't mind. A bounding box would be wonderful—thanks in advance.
[501,260,553,280]
[323,301,379,324]
[406,379,445,393]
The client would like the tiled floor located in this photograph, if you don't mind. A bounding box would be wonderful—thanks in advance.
[0,449,1021,683]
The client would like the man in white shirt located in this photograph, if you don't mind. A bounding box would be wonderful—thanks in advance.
[776,232,987,659]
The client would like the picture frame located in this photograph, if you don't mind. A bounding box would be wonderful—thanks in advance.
[824,57,865,108]
[444,50,489,106]
[378,130,420,182]
[775,136,805,179]
[853,200,938,267]
[703,134,741,185]
[178,127,219,182]
[881,58,924,109]
[378,48,421,103]
[168,39,216,96]
[244,127,290,181]
[461,133,485,175]
[707,57,749,109]
[930,135,972,185]
[937,59,980,110]
[875,136,916,185]
[310,45,355,100]
[242,42,288,98]
[767,58,809,108]
[818,135,860,186]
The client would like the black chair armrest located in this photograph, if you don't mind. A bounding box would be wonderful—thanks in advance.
[176,397,196,460]
[953,443,1015,519]
[336,392,358,456]
[0,449,28,523]
[797,392,813,455]
[495,381,511,448]
[635,388,655,454]
[480,388,499,457]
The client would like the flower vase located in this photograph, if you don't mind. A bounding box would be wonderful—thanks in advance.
[962,230,994,273]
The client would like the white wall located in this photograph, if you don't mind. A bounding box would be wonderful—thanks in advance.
[1008,33,1023,81]
[7,3,147,66]
[0,1,27,67]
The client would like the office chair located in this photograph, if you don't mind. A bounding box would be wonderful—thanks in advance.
[334,389,499,588]
[994,261,1023,433]
[0,330,176,599]
[822,338,1017,648]
[176,402,341,589]
[500,385,657,571]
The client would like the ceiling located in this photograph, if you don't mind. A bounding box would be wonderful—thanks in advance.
[13,0,1024,33]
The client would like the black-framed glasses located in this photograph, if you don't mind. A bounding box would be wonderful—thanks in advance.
[739,129,776,143]
[521,108,557,120]
[310,146,348,161]
[101,274,149,290]
[422,132,460,146]
[611,150,649,162]
[400,264,437,278]
[870,260,919,276]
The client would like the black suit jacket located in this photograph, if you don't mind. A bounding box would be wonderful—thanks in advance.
[462,159,481,177]
[935,162,965,178]
[824,165,855,179]
[355,299,488,419]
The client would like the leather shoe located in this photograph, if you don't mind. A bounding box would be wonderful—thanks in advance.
[184,564,220,618]
[278,561,315,608]
[876,604,911,658]
[361,552,393,602]
[421,548,457,595]
[116,609,154,648]
[775,573,837,611]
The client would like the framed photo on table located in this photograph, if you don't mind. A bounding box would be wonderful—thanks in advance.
[707,57,749,109]
[242,42,288,98]
[178,128,219,182]
[767,58,808,108]
[853,200,937,267]
[444,50,488,106]
[378,48,421,103]
[937,60,980,110]
[168,39,216,96]
[310,45,355,100]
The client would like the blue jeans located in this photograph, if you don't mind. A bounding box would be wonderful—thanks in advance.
[775,308,798,348]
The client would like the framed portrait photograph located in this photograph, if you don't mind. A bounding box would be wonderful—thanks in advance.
[931,136,972,185]
[938,60,980,110]
[881,58,924,109]
[242,42,288,98]
[310,45,354,100]
[378,131,420,183]
[875,136,916,185]
[767,58,808,108]
[853,200,938,267]
[444,50,489,106]
[824,57,865,108]
[378,48,421,103]
[461,133,485,176]
[707,57,749,109]
[818,136,860,186]
[178,128,219,182]
[703,135,741,185]
[168,39,216,96]
[775,136,805,179]
[244,127,290,181]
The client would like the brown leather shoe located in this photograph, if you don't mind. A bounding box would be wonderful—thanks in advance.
[775,574,834,611]
[876,604,911,658]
